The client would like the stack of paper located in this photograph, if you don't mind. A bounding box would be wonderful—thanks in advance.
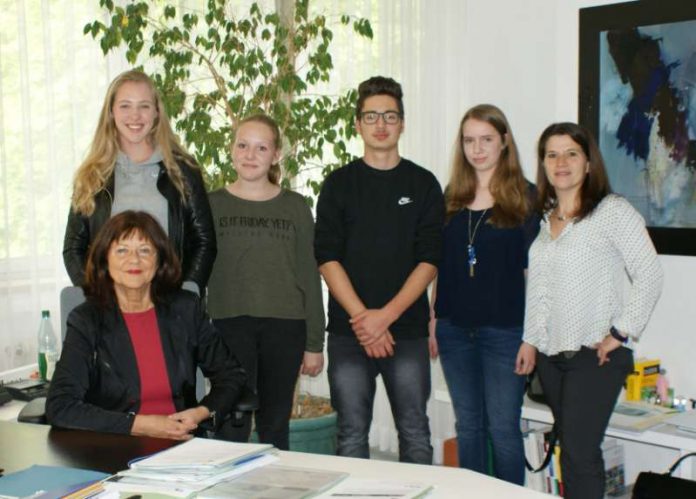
[102,438,277,497]
[609,401,677,432]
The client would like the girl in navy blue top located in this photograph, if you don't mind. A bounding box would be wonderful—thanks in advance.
[430,104,539,485]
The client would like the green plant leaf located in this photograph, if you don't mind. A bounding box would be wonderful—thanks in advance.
[86,0,372,194]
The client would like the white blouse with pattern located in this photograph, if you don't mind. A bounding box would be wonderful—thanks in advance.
[523,194,663,355]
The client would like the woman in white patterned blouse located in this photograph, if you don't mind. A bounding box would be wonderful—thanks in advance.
[517,122,662,499]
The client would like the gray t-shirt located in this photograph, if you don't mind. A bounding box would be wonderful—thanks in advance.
[112,149,168,234]
[207,188,325,352]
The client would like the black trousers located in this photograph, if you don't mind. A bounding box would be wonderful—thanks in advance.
[536,346,633,499]
[213,316,306,450]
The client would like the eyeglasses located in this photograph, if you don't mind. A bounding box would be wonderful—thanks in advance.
[360,111,402,125]
[111,245,157,260]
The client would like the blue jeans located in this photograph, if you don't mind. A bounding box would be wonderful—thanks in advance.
[327,334,432,464]
[436,319,526,485]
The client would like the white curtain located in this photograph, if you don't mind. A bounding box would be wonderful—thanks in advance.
[0,0,462,461]
[298,0,469,462]
[0,0,127,373]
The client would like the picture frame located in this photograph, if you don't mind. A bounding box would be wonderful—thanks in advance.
[579,0,696,255]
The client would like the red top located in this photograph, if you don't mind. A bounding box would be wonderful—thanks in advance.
[123,308,176,415]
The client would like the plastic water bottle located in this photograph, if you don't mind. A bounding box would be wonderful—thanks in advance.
[38,310,58,381]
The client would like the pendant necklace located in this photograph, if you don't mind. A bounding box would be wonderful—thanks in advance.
[553,206,572,221]
[467,208,488,277]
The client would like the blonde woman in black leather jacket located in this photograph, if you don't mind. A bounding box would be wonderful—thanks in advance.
[63,70,215,292]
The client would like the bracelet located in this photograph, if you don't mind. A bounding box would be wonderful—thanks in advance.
[609,326,628,344]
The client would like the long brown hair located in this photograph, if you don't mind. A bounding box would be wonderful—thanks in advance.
[71,70,198,215]
[536,122,611,220]
[236,114,283,185]
[445,104,529,226]
[84,211,181,308]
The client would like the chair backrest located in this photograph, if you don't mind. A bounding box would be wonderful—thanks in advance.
[60,286,86,341]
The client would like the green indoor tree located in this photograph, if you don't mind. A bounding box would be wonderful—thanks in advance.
[85,0,373,198]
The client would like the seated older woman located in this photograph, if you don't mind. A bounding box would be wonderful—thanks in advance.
[47,210,246,440]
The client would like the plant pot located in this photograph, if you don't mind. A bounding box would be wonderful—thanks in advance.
[250,411,338,455]
[289,411,337,455]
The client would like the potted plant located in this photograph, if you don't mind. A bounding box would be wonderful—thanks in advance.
[288,385,336,454]
[86,0,372,454]
[85,0,373,195]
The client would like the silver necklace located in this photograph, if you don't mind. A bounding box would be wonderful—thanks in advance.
[467,208,488,277]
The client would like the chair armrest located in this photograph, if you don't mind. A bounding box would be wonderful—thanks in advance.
[235,385,259,413]
[17,397,48,424]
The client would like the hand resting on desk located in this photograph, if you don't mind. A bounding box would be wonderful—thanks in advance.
[132,406,210,440]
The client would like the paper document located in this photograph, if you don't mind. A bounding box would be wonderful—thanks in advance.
[198,465,348,499]
[665,411,696,433]
[316,478,433,499]
[117,453,278,484]
[104,453,278,496]
[129,437,273,471]
[609,401,677,432]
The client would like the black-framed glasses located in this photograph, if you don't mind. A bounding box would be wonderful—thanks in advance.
[360,111,402,125]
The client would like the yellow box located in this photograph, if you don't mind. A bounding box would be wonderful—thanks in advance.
[625,358,660,401]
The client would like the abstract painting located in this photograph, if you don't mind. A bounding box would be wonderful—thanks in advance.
[580,1,696,255]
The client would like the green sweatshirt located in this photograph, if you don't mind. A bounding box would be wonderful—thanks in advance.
[207,188,325,352]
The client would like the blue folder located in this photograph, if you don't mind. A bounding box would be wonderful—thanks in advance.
[0,465,108,498]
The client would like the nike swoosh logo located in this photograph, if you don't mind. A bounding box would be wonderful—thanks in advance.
[398,197,413,206]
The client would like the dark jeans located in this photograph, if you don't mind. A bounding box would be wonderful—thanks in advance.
[536,346,634,499]
[327,334,432,464]
[436,319,526,485]
[214,316,306,450]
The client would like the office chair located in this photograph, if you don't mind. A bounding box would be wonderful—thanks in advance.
[19,286,257,435]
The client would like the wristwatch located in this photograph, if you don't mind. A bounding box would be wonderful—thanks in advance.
[609,326,628,344]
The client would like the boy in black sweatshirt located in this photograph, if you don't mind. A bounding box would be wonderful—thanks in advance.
[315,76,444,463]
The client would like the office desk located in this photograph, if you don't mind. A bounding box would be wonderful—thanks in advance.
[0,420,177,474]
[0,421,550,498]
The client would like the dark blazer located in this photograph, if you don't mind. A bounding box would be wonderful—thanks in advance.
[46,290,246,435]
[62,160,217,290]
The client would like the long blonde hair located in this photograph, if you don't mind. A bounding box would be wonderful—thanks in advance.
[71,70,197,215]
[446,104,530,227]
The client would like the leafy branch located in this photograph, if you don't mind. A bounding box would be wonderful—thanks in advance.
[85,0,373,199]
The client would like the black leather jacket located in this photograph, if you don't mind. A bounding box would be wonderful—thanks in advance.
[63,161,217,290]
[46,290,246,435]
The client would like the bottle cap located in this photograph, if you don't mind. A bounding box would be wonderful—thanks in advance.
[41,310,50,318]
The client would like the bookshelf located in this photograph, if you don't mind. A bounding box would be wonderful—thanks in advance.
[521,396,696,483]
[434,389,696,487]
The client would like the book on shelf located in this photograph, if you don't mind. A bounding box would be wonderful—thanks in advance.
[523,429,626,497]
[602,438,626,497]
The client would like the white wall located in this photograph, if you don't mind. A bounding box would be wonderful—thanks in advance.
[411,0,696,399]
[398,0,696,464]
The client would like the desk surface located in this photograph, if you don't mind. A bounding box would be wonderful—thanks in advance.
[0,420,178,475]
[0,421,549,498]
